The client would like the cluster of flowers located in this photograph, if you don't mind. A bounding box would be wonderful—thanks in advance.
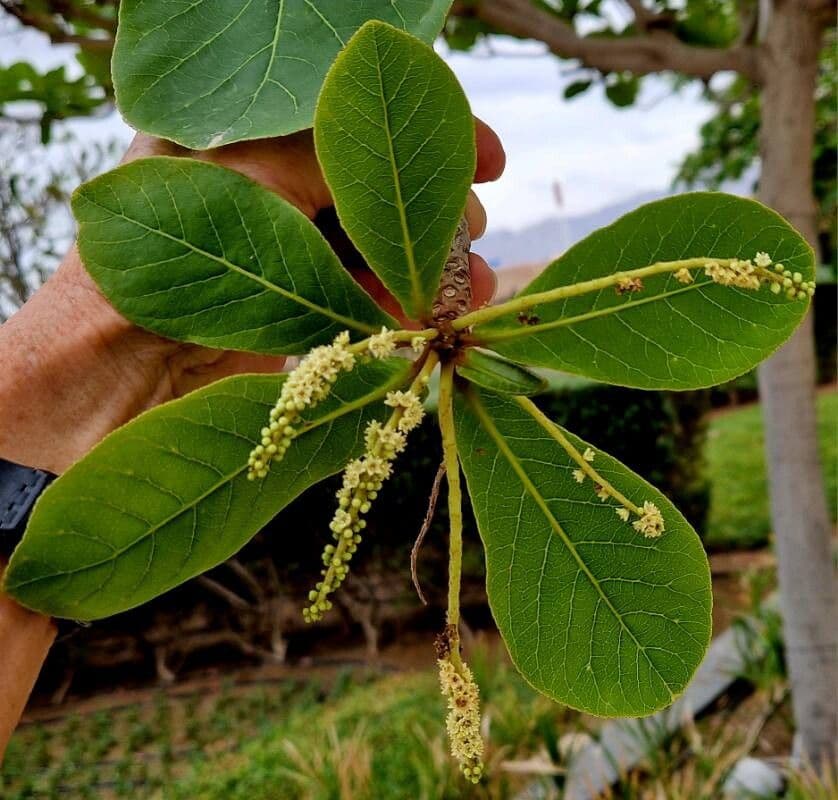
[765,257,816,300]
[303,387,426,623]
[247,327,399,480]
[702,258,763,290]
[438,657,484,784]
[630,500,665,538]
[673,252,814,300]
[572,447,665,538]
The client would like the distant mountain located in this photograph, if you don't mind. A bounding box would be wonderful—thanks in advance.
[479,190,662,268]
[481,177,756,269]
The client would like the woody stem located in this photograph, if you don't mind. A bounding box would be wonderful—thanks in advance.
[432,217,472,329]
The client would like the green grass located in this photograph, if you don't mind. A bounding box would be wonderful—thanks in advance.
[0,677,327,800]
[0,650,585,800]
[166,646,587,800]
[704,390,837,549]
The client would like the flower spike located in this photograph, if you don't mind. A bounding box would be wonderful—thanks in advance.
[438,656,484,783]
[248,331,355,479]
[303,353,437,622]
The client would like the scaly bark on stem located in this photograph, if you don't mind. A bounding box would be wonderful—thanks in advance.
[432,218,472,333]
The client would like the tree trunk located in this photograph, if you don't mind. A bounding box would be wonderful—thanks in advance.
[756,0,837,766]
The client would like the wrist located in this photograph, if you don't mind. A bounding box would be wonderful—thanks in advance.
[0,248,176,474]
[0,561,55,760]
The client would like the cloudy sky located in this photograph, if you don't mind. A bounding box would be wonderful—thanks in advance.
[444,39,715,229]
[1,18,717,233]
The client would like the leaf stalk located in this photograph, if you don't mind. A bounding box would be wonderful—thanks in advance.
[438,361,465,657]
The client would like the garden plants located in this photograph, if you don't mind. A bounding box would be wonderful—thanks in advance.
[2,3,815,783]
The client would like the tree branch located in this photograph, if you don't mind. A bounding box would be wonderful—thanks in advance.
[0,1,114,51]
[463,0,762,83]
[621,0,675,33]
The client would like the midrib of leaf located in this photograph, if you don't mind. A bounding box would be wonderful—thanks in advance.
[465,388,675,699]
[82,194,378,335]
[10,373,403,590]
[478,282,706,342]
[371,32,423,315]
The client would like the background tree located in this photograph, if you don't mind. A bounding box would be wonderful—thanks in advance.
[1,0,835,764]
[0,2,112,141]
[0,121,117,320]
[676,28,836,268]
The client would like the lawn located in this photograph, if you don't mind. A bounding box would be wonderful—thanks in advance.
[704,390,837,549]
[1,647,584,800]
[5,631,821,800]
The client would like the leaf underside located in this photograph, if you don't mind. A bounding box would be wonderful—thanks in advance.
[315,21,476,320]
[454,387,712,717]
[113,0,454,149]
[479,193,814,390]
[4,359,411,620]
[456,348,547,396]
[73,157,393,355]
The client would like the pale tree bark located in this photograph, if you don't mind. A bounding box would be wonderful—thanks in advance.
[755,0,837,766]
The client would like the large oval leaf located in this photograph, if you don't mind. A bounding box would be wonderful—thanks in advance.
[476,193,813,389]
[454,387,712,717]
[315,21,476,320]
[73,157,394,354]
[4,359,410,620]
[112,1,453,149]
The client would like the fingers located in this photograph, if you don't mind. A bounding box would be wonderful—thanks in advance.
[469,252,497,309]
[204,132,331,219]
[121,133,186,164]
[173,350,287,396]
[466,191,487,240]
[474,118,506,184]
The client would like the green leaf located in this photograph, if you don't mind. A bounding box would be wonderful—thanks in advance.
[563,79,592,99]
[4,359,411,621]
[456,349,547,395]
[112,0,453,149]
[73,157,394,354]
[315,21,476,320]
[604,74,640,108]
[454,388,712,717]
[478,193,814,389]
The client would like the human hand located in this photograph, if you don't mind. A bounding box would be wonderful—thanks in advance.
[0,121,505,475]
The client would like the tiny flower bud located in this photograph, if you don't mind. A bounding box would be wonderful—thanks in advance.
[632,500,665,538]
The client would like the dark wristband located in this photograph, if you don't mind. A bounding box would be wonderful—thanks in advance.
[0,458,56,558]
